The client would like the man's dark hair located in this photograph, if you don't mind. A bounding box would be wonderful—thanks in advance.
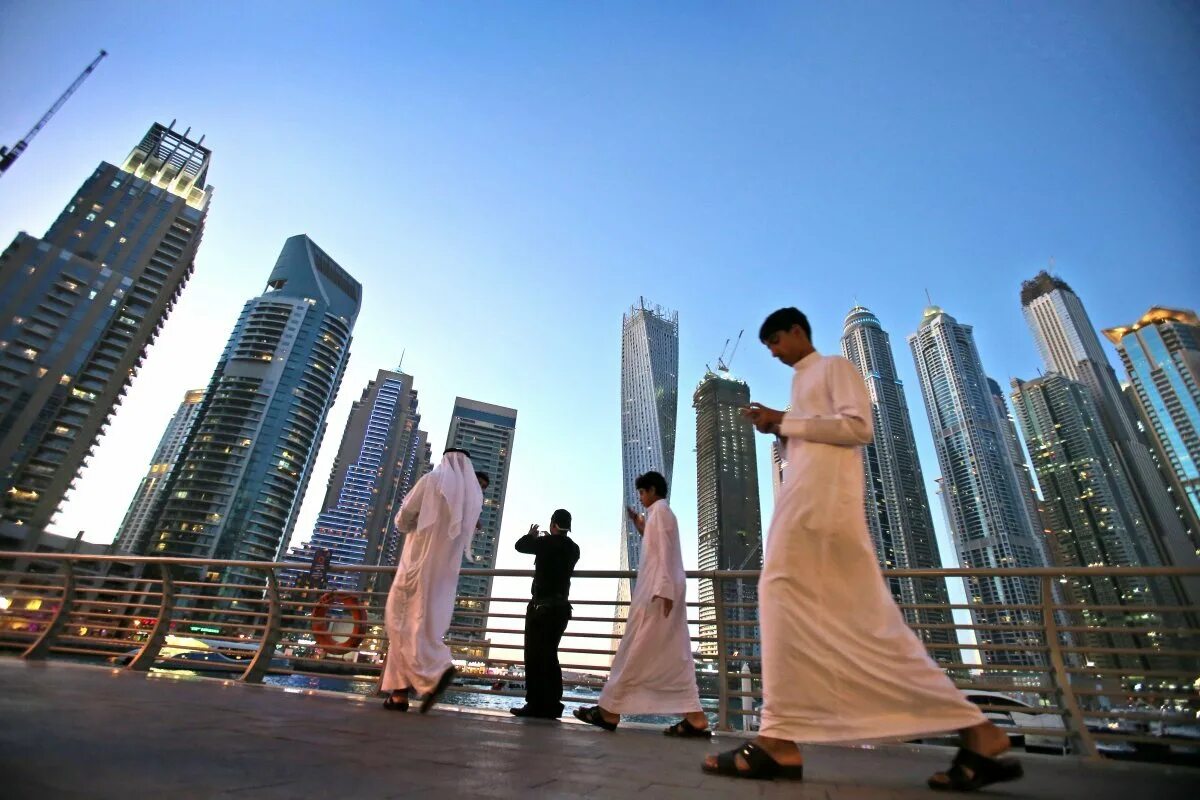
[551,508,572,531]
[444,446,472,458]
[759,307,811,342]
[475,470,490,488]
[635,471,669,499]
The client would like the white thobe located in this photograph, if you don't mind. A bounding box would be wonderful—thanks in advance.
[760,351,984,742]
[600,500,702,714]
[381,471,477,695]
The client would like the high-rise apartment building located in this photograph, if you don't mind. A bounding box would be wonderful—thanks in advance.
[1103,308,1200,554]
[444,397,517,660]
[113,388,204,553]
[283,369,431,592]
[693,369,762,664]
[0,123,211,530]
[841,306,955,660]
[909,305,1045,666]
[615,299,678,645]
[144,235,360,593]
[1022,274,1193,577]
[1011,373,1168,669]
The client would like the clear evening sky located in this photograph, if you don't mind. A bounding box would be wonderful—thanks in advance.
[1,3,1197,654]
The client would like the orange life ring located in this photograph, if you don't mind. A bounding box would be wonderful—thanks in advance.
[311,592,367,654]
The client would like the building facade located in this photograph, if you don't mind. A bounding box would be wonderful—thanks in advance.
[283,369,431,593]
[692,369,762,665]
[615,299,679,645]
[841,306,955,661]
[909,305,1045,667]
[113,388,204,553]
[144,235,360,594]
[445,397,517,661]
[0,123,211,530]
[1022,274,1193,576]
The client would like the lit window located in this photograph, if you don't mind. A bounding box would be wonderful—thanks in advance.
[105,220,116,228]
[110,180,121,188]
[118,237,127,244]
[59,374,71,384]
[37,368,47,378]
[12,316,23,325]
[26,266,35,275]
[85,213,97,222]
[22,348,37,360]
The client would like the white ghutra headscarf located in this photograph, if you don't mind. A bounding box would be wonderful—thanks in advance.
[415,450,484,543]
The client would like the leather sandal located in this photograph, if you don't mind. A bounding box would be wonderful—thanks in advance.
[702,741,804,781]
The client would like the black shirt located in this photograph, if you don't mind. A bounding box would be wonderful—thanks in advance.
[515,531,580,603]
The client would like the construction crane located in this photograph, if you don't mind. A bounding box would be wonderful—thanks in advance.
[716,329,744,373]
[0,49,108,178]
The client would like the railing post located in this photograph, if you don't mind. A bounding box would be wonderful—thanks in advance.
[1041,575,1098,759]
[22,561,75,660]
[128,563,175,672]
[713,574,730,732]
[242,570,281,684]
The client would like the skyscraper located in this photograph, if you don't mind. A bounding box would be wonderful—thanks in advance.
[113,388,204,554]
[444,397,517,660]
[0,122,211,530]
[841,306,955,660]
[909,304,1046,666]
[145,235,361,592]
[692,368,762,664]
[283,369,431,593]
[615,299,679,643]
[1103,308,1200,554]
[1021,273,1192,574]
[1011,373,1166,669]
[988,377,1050,565]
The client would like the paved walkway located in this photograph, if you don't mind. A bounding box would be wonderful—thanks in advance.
[1,660,1196,798]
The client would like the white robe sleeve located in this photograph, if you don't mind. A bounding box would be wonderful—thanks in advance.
[394,475,427,533]
[779,357,873,446]
[652,508,684,601]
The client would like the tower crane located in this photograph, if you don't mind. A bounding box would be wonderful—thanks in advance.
[716,329,744,373]
[0,50,108,178]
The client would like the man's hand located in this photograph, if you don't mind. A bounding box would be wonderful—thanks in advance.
[527,523,540,536]
[654,595,673,617]
[740,402,784,435]
[626,506,645,534]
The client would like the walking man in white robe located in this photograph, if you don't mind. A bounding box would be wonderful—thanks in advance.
[382,448,487,714]
[574,471,710,738]
[702,307,1021,792]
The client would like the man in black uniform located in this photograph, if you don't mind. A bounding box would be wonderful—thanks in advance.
[512,509,580,719]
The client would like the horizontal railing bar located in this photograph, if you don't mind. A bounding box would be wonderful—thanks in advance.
[1090,732,1200,747]
[153,656,246,672]
[1085,710,1196,723]
[1060,646,1200,657]
[1065,666,1198,677]
[0,582,63,591]
[47,645,133,658]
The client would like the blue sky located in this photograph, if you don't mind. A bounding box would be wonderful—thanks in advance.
[1,2,1197,653]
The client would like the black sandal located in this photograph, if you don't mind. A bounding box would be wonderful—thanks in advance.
[382,694,409,712]
[419,666,457,714]
[572,705,618,731]
[702,741,804,781]
[928,747,1023,792]
[664,718,712,738]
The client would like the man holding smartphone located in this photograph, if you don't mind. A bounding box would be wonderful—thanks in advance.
[512,509,580,719]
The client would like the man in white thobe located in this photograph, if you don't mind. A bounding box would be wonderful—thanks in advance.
[381,448,487,713]
[573,471,710,738]
[703,307,1021,793]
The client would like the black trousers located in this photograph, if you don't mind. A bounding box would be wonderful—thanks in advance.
[523,600,571,714]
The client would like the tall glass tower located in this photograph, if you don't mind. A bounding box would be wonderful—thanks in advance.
[0,123,211,530]
[614,298,678,644]
[1011,373,1170,669]
[909,305,1045,666]
[693,368,762,664]
[145,235,361,593]
[1021,273,1192,575]
[283,369,431,593]
[841,306,955,661]
[113,388,204,554]
[444,397,517,661]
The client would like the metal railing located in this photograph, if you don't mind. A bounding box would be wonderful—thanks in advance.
[1,552,1197,763]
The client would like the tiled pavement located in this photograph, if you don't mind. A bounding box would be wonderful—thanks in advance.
[1,659,1196,798]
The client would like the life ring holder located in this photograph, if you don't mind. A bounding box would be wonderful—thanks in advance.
[311,592,367,654]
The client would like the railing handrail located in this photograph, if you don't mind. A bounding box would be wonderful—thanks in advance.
[3,552,1199,579]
